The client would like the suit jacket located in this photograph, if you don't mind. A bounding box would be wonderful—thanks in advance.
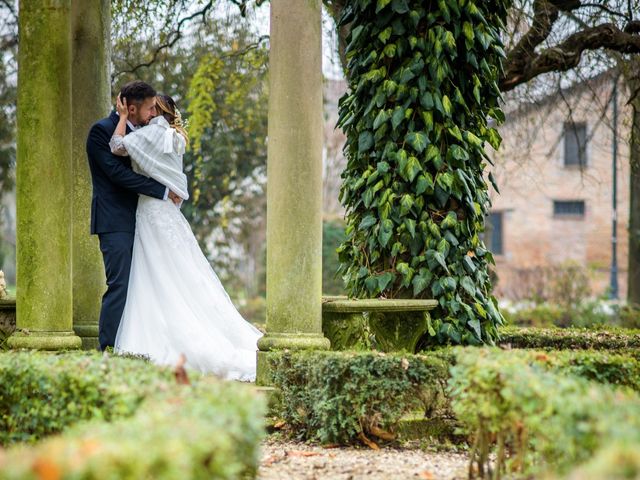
[86,111,166,234]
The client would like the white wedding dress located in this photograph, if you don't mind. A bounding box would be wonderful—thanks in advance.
[112,116,262,381]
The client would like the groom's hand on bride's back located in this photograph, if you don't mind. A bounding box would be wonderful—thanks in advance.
[168,190,183,206]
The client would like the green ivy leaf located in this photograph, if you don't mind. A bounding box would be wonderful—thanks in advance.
[391,0,410,14]
[400,194,414,216]
[378,272,396,291]
[406,131,428,154]
[487,128,502,149]
[442,95,452,116]
[365,275,379,294]
[415,173,434,195]
[467,318,482,339]
[404,218,416,238]
[391,106,405,129]
[460,276,476,297]
[434,251,449,272]
[378,27,393,44]
[359,215,377,230]
[358,131,374,153]
[441,211,457,229]
[377,161,390,173]
[378,219,394,247]
[449,144,469,161]
[488,171,500,193]
[375,0,393,13]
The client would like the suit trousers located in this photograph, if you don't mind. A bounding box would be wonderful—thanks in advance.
[98,232,135,350]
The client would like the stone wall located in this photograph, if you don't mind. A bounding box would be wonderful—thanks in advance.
[489,73,629,300]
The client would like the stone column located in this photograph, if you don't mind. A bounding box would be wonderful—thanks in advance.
[257,0,330,384]
[71,0,111,349]
[7,0,81,350]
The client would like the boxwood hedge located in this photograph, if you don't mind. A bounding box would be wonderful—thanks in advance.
[0,351,265,479]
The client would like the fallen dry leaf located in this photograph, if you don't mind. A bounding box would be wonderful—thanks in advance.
[273,420,286,429]
[419,470,435,479]
[285,450,324,458]
[174,353,190,385]
[261,455,282,467]
[358,431,380,450]
[32,458,61,480]
[369,425,396,441]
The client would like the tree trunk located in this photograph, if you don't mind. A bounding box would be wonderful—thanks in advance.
[624,58,640,305]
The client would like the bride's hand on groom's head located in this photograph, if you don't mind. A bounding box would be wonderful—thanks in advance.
[116,94,128,118]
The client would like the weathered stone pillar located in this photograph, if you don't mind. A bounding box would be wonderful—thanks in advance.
[71,0,110,349]
[7,0,81,350]
[257,0,330,384]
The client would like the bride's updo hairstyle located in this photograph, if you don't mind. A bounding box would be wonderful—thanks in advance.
[156,94,189,146]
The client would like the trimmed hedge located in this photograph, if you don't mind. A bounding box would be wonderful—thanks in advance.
[268,346,640,448]
[0,352,265,479]
[268,350,450,444]
[449,348,640,477]
[0,351,174,444]
[497,326,640,351]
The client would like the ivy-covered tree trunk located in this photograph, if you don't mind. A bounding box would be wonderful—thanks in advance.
[336,0,510,345]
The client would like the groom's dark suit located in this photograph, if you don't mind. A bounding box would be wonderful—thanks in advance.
[86,111,166,350]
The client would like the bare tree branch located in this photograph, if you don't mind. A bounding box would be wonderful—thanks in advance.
[501,21,640,91]
[581,2,632,21]
[111,0,216,81]
[0,0,16,22]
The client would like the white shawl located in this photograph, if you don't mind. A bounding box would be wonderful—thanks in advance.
[122,116,189,200]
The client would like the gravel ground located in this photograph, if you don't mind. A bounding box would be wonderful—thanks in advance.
[257,439,469,480]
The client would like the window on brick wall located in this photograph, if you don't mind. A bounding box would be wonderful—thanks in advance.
[564,121,587,167]
[553,200,585,218]
[484,211,504,255]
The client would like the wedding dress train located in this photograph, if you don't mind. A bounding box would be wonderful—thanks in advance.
[113,116,262,381]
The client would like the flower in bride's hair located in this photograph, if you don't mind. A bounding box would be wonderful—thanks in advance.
[173,107,189,131]
[173,107,183,126]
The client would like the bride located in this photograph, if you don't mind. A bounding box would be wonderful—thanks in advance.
[110,93,262,381]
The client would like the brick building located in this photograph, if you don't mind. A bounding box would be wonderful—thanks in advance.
[487,72,631,300]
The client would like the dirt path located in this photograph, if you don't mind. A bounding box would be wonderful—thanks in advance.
[258,439,469,480]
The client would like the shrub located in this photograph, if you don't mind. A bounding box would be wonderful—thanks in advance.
[564,443,640,480]
[500,263,592,307]
[0,351,265,479]
[502,301,640,330]
[268,350,449,444]
[449,348,640,477]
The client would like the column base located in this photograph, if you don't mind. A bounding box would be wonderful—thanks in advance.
[7,330,82,350]
[257,332,330,351]
[256,332,330,386]
[74,324,99,350]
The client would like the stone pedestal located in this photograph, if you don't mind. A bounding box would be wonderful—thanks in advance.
[321,298,439,352]
[8,0,81,351]
[256,0,330,384]
[71,0,111,350]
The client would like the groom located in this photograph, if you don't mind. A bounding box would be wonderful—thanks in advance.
[86,80,182,351]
